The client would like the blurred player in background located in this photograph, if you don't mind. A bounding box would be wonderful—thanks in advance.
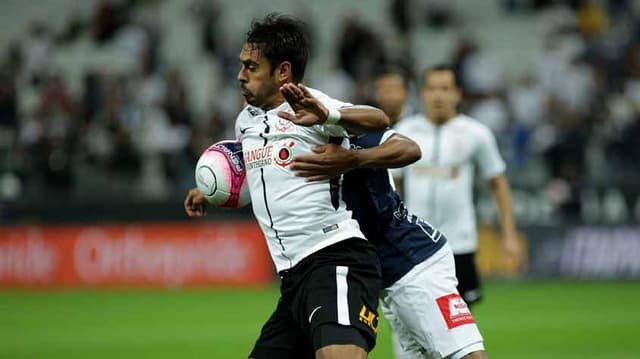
[373,65,413,127]
[290,128,487,358]
[393,65,520,308]
[185,13,391,359]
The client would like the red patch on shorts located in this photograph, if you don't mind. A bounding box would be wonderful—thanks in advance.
[436,293,476,329]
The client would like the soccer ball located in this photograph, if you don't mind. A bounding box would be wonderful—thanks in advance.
[195,140,250,208]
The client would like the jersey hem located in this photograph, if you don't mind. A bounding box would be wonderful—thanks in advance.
[273,224,366,272]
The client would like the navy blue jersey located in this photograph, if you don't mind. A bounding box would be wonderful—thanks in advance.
[342,130,446,288]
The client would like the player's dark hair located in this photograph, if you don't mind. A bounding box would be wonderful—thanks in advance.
[246,13,309,83]
[422,64,460,89]
[375,63,410,89]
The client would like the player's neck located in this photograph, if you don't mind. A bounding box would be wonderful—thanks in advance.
[426,113,456,126]
[387,108,403,125]
[261,93,286,111]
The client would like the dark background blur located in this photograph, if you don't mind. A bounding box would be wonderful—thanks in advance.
[1,0,639,226]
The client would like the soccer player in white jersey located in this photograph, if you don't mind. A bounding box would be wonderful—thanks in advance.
[185,14,390,359]
[393,65,520,309]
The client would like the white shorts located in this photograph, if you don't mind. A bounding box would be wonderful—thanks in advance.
[380,244,485,359]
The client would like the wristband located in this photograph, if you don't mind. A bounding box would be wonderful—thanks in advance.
[326,108,341,125]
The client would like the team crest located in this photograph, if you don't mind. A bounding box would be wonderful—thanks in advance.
[275,117,294,132]
[274,141,296,167]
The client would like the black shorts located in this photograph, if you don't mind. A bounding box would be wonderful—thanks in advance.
[249,238,382,359]
[454,252,482,306]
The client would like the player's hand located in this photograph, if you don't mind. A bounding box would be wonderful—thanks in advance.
[277,83,330,126]
[184,187,208,217]
[291,144,358,181]
[501,231,522,266]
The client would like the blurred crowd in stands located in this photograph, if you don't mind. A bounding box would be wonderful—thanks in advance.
[0,0,639,224]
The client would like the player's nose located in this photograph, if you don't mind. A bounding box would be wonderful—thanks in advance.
[237,68,248,83]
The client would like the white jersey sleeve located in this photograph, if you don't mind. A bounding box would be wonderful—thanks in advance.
[380,128,397,144]
[311,89,353,138]
[473,125,506,179]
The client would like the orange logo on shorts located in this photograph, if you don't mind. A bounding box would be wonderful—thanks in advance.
[359,305,379,333]
[436,293,476,329]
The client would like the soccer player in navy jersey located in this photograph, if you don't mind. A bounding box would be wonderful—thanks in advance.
[291,130,487,359]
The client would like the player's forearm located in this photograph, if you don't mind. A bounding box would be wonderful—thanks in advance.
[354,135,421,169]
[335,105,390,134]
[490,174,517,235]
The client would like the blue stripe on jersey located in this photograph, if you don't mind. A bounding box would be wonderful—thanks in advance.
[343,131,446,288]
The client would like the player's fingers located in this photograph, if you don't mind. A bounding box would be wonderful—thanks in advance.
[311,145,328,153]
[186,207,198,217]
[184,198,195,213]
[291,162,321,172]
[293,169,321,177]
[283,83,305,101]
[287,83,305,99]
[280,86,299,104]
[291,155,322,166]
[298,83,312,97]
[304,175,330,182]
[278,111,297,122]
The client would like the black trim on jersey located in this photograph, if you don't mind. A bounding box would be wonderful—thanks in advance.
[328,137,343,210]
[260,116,292,267]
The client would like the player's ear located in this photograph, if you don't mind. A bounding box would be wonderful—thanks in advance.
[276,61,293,84]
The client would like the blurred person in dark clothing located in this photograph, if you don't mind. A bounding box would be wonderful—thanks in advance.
[373,65,413,126]
[0,65,17,130]
[337,16,387,91]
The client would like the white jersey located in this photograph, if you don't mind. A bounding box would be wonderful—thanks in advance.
[235,88,365,272]
[393,114,505,254]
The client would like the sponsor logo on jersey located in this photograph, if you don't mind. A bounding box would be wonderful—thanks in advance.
[308,306,322,323]
[322,224,339,233]
[244,146,274,169]
[436,293,475,329]
[274,141,296,168]
[247,107,261,116]
[243,141,297,170]
[359,304,379,333]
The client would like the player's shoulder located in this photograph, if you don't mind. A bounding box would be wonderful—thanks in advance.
[307,87,351,108]
[237,105,261,121]
[350,128,394,149]
[451,114,495,138]
[394,114,427,133]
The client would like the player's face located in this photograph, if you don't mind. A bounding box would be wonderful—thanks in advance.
[237,43,281,110]
[422,70,460,123]
[375,73,408,124]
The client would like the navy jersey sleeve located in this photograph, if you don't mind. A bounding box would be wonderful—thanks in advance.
[350,128,396,149]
